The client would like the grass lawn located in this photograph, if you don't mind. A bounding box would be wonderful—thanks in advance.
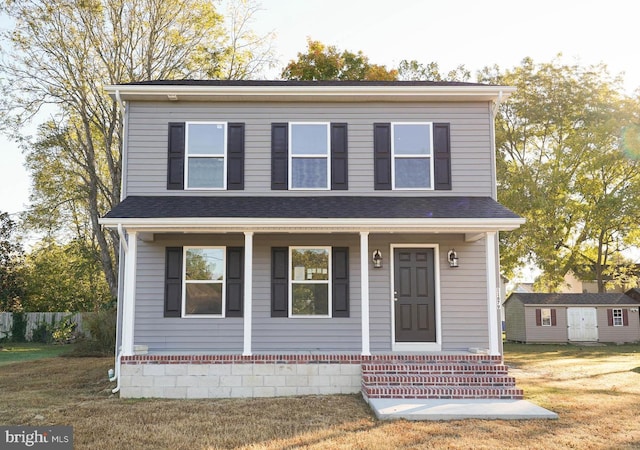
[0,342,75,366]
[0,343,639,449]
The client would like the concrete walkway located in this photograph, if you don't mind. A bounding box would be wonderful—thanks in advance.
[368,398,558,421]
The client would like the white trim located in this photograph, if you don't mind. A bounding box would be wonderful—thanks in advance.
[360,232,371,356]
[288,246,332,318]
[612,308,624,327]
[288,122,331,190]
[182,246,226,318]
[391,122,434,190]
[105,84,516,103]
[540,308,552,327]
[486,232,500,355]
[390,244,442,352]
[121,231,137,356]
[243,232,253,355]
[184,122,227,190]
[100,217,525,233]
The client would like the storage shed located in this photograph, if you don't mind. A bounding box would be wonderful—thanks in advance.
[504,292,640,344]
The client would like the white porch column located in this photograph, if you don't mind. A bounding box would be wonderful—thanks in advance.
[121,230,137,356]
[243,232,254,356]
[485,232,500,355]
[360,232,371,356]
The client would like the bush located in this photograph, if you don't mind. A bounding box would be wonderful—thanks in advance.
[67,309,116,357]
[10,312,27,342]
[31,320,53,343]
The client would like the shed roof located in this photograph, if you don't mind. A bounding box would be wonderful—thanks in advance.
[507,292,640,306]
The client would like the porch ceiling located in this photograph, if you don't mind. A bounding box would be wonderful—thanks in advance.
[99,196,524,234]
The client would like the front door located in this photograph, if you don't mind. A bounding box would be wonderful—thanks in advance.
[394,248,436,342]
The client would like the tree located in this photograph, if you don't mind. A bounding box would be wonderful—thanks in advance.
[281,38,397,81]
[0,212,24,311]
[480,58,640,291]
[398,60,471,82]
[21,239,111,312]
[0,0,275,298]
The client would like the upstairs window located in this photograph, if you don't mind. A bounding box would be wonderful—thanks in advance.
[392,123,433,189]
[186,122,226,189]
[289,123,330,189]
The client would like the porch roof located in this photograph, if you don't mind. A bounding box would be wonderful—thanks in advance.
[100,196,524,234]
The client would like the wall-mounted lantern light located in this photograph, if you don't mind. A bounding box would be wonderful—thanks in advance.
[372,249,383,269]
[447,249,459,268]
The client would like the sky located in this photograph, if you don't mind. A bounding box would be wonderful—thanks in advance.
[1,0,639,218]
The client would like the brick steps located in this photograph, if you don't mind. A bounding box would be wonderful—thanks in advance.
[361,357,523,400]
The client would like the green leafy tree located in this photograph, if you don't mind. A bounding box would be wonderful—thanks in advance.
[0,0,275,298]
[0,212,24,311]
[480,57,640,291]
[398,60,471,82]
[21,239,111,312]
[281,38,398,81]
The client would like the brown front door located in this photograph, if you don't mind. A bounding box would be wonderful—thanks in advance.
[394,248,436,342]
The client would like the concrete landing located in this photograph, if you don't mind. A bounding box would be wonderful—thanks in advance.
[367,398,558,421]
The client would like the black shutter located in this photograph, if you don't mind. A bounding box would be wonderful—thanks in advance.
[433,122,452,190]
[623,309,629,326]
[271,247,288,316]
[535,308,542,326]
[373,123,391,190]
[332,247,349,317]
[607,309,613,326]
[331,123,348,190]
[226,247,244,317]
[164,247,183,317]
[227,123,245,190]
[271,123,288,190]
[167,123,185,190]
[550,309,557,326]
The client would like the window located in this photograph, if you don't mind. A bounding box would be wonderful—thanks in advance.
[290,247,331,316]
[186,122,226,189]
[612,308,623,326]
[289,123,330,189]
[392,123,433,189]
[183,247,225,316]
[541,308,552,326]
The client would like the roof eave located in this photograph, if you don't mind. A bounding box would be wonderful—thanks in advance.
[99,216,525,233]
[104,84,516,103]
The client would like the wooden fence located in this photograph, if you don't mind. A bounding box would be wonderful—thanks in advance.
[0,312,89,341]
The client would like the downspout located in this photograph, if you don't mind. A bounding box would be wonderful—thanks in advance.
[110,223,129,393]
[491,90,505,356]
[110,90,128,394]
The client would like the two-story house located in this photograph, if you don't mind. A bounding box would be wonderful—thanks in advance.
[100,80,528,409]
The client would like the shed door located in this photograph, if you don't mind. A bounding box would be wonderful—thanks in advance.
[567,307,598,341]
[394,248,436,342]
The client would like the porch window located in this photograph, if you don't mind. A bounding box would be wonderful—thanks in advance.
[290,247,331,316]
[392,123,433,189]
[541,308,552,326]
[186,122,226,189]
[612,308,623,326]
[289,123,330,189]
[183,247,225,316]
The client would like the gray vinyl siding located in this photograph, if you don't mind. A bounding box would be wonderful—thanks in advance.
[523,306,567,343]
[124,101,494,197]
[133,232,493,353]
[504,298,526,342]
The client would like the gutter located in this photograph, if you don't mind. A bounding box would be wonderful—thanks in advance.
[109,222,128,394]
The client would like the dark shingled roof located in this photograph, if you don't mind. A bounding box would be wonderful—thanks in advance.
[103,196,520,220]
[507,292,640,306]
[121,79,493,88]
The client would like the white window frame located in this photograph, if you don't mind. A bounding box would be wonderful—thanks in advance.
[612,308,623,326]
[391,122,434,190]
[541,308,552,326]
[182,246,226,318]
[289,246,332,318]
[185,122,228,190]
[288,122,331,190]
